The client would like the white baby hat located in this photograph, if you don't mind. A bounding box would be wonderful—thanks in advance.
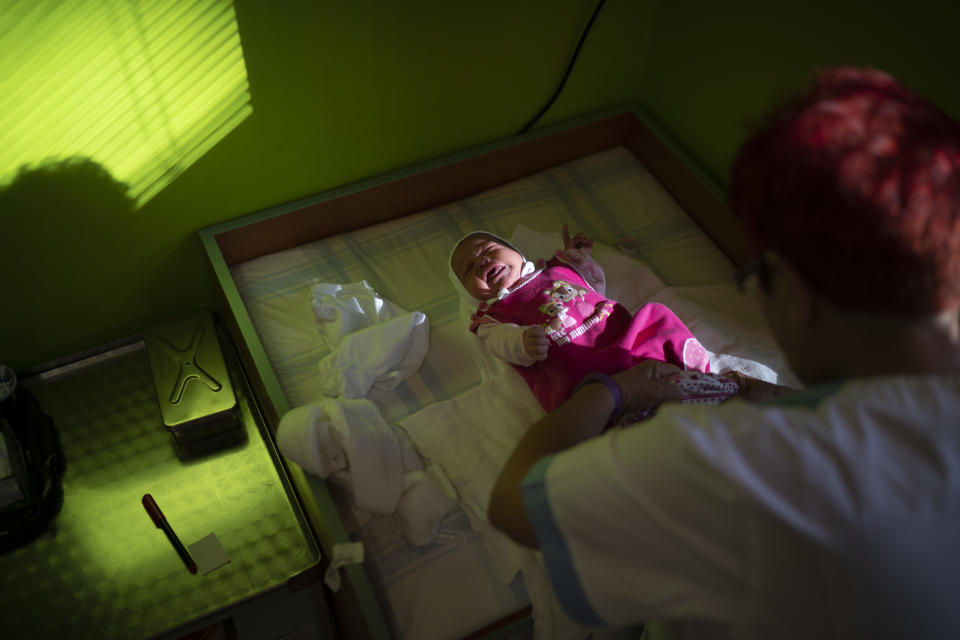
[447,230,536,383]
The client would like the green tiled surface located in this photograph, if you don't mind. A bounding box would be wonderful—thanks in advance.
[0,333,318,639]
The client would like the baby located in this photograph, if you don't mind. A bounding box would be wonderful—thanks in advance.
[448,226,729,413]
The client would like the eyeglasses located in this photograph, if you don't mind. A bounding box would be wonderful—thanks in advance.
[734,255,770,293]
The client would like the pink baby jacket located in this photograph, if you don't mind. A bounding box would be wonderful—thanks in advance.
[470,254,710,411]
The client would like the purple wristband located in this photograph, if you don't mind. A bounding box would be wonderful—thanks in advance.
[573,371,623,418]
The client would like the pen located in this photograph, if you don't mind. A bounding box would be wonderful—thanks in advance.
[142,493,197,574]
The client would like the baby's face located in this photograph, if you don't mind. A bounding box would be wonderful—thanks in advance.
[451,234,526,300]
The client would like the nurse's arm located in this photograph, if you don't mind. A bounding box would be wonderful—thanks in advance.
[488,360,685,547]
[487,383,617,548]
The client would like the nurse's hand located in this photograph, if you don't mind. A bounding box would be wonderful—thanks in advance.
[611,360,685,415]
[721,369,795,402]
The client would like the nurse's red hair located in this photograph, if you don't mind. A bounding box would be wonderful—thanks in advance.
[729,67,960,313]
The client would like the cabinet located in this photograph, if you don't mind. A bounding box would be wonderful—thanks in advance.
[0,314,332,639]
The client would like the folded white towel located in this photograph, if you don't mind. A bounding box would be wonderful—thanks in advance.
[392,424,422,473]
[278,397,404,514]
[276,404,348,477]
[395,465,457,546]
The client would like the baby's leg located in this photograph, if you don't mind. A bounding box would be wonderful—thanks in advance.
[664,370,741,406]
[720,370,796,402]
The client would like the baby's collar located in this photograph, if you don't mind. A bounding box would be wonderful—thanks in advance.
[487,261,538,303]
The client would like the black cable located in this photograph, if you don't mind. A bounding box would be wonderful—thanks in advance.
[516,0,608,136]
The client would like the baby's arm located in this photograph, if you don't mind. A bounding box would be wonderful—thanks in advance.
[558,224,606,295]
[476,323,548,366]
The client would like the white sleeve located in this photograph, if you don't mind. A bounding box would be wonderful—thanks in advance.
[521,403,757,627]
[476,322,537,366]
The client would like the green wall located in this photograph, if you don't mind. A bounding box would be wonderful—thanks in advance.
[639,0,960,189]
[4,0,960,371]
[1,0,656,370]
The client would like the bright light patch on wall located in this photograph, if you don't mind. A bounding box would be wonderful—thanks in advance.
[0,0,252,207]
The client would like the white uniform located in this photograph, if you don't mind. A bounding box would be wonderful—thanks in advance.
[522,375,960,639]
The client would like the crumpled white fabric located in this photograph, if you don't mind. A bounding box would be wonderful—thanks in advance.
[310,281,430,398]
[277,397,457,546]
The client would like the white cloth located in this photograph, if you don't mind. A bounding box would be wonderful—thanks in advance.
[395,465,458,546]
[311,281,404,347]
[522,374,960,639]
[277,398,456,545]
[311,281,430,398]
[317,311,430,398]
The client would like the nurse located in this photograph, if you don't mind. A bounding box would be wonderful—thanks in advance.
[488,67,960,639]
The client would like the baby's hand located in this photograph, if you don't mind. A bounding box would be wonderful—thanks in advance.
[562,224,594,257]
[523,326,549,361]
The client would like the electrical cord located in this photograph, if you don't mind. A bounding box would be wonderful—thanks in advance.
[515,0,608,136]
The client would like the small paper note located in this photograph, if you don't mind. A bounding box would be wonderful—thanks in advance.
[324,541,365,592]
[189,533,231,576]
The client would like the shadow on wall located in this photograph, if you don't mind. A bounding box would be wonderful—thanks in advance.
[0,158,138,370]
[0,0,252,209]
[0,158,135,216]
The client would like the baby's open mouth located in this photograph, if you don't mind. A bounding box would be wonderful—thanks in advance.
[484,264,504,283]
